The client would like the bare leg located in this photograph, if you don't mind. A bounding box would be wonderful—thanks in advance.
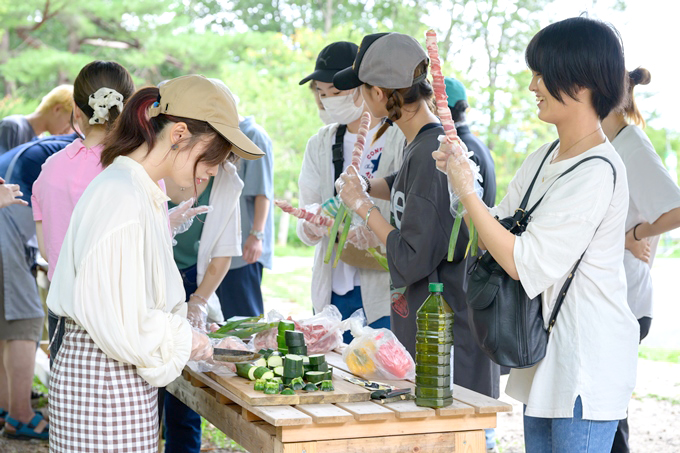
[3,340,47,433]
[0,340,8,413]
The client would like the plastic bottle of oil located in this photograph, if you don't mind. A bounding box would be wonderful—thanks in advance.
[415,282,454,408]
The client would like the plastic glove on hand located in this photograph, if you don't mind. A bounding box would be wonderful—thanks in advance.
[433,137,475,201]
[189,328,213,361]
[302,205,328,242]
[347,225,380,250]
[168,197,214,237]
[187,297,208,332]
[336,166,372,213]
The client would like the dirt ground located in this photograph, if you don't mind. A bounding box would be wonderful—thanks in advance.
[2,357,677,452]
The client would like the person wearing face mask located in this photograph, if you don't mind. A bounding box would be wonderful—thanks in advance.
[298,42,405,343]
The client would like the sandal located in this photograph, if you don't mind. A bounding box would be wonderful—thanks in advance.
[2,412,49,440]
[0,408,6,429]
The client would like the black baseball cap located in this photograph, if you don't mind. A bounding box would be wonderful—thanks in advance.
[299,41,359,85]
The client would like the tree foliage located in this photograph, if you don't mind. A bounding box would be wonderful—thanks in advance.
[0,0,649,230]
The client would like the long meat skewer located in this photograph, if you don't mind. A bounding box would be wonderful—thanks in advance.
[425,29,478,261]
[275,200,334,227]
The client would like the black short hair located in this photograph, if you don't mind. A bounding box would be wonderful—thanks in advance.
[448,99,469,123]
[525,17,626,119]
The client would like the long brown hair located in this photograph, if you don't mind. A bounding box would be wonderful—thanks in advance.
[621,67,651,127]
[101,87,237,179]
[366,60,434,142]
[73,61,135,131]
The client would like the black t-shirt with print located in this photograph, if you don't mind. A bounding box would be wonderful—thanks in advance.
[384,124,499,398]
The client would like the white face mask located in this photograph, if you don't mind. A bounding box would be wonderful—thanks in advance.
[320,92,364,125]
[317,108,334,125]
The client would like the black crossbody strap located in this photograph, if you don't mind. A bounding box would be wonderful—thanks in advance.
[332,124,347,196]
[541,156,618,334]
[517,139,560,211]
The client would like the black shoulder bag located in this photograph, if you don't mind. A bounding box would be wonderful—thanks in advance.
[466,140,617,368]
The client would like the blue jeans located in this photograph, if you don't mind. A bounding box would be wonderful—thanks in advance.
[215,262,264,319]
[164,392,201,453]
[331,286,390,345]
[523,396,618,452]
[163,264,202,453]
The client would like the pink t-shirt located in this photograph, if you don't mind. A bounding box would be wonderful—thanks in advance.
[32,139,104,280]
[32,139,170,280]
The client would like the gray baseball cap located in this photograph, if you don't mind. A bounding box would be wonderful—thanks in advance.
[333,33,429,90]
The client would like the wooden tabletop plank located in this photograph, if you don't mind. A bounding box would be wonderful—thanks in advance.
[450,385,513,413]
[296,403,355,424]
[183,368,311,426]
[254,405,312,426]
[435,399,476,417]
[382,400,436,419]
[335,401,396,421]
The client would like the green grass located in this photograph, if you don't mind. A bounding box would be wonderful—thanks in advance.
[274,243,315,257]
[261,267,313,310]
[638,346,680,364]
[32,376,48,409]
[634,393,680,406]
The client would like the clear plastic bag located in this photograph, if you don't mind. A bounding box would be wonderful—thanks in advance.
[251,306,347,354]
[342,317,415,381]
[188,336,253,376]
[251,310,284,351]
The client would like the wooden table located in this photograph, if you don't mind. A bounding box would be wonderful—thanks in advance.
[167,351,511,453]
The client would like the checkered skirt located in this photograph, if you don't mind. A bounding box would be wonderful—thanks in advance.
[49,319,158,452]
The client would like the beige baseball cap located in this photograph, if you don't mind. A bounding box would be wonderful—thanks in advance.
[149,75,264,160]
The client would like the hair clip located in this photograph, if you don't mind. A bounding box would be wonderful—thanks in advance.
[152,101,160,108]
[383,118,394,126]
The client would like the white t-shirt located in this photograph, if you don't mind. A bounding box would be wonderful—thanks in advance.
[495,140,638,420]
[331,124,387,296]
[612,125,680,319]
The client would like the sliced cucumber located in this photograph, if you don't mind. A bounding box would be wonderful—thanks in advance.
[415,386,453,399]
[303,383,318,392]
[247,365,259,381]
[278,320,295,333]
[280,388,296,395]
[253,366,274,380]
[308,354,326,367]
[285,330,305,347]
[273,366,284,377]
[288,345,308,356]
[291,377,305,391]
[283,354,304,378]
[267,355,283,368]
[235,363,255,380]
[320,380,334,392]
[254,379,266,392]
[304,371,326,383]
[264,381,279,394]
[252,358,267,368]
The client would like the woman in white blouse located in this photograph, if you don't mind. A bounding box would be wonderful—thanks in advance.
[602,68,680,452]
[47,75,264,453]
[435,18,638,452]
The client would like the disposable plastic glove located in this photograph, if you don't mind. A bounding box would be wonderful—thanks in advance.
[189,328,213,361]
[346,225,381,250]
[169,197,213,237]
[187,296,208,332]
[336,166,373,213]
[432,137,478,202]
[301,204,328,242]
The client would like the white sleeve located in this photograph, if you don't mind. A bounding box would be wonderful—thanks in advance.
[513,160,616,298]
[72,222,192,387]
[212,179,243,258]
[624,140,680,224]
[296,134,324,246]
